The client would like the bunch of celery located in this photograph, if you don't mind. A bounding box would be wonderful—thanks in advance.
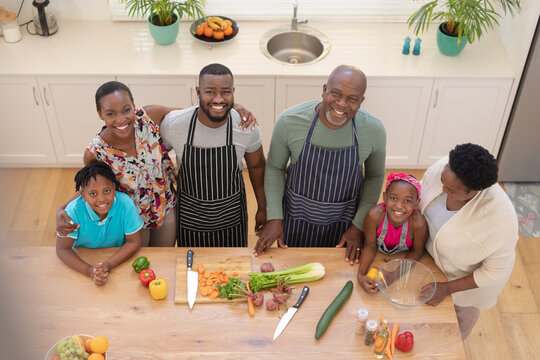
[248,262,325,293]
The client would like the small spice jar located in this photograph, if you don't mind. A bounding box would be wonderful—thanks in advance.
[363,319,378,346]
[0,10,22,43]
[355,308,369,335]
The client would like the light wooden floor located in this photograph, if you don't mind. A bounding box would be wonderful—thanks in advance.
[1,167,538,359]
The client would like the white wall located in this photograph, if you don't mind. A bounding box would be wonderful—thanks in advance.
[493,2,540,154]
[2,0,111,23]
[4,0,429,23]
[498,1,540,77]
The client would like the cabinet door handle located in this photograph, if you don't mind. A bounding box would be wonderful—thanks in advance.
[32,86,40,106]
[43,87,50,106]
[433,89,439,108]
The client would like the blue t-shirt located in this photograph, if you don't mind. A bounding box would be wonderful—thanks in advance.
[63,192,144,248]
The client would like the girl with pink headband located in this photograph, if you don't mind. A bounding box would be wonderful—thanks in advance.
[357,172,429,293]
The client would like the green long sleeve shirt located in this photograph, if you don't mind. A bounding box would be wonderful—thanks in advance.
[265,100,386,231]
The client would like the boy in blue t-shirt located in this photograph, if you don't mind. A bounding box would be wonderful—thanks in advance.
[56,162,143,285]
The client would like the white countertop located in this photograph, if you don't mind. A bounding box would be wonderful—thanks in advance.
[0,19,515,78]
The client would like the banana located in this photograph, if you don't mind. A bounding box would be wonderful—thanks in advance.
[205,17,221,31]
[208,16,227,31]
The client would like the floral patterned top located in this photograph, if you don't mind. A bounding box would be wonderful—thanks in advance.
[87,109,177,229]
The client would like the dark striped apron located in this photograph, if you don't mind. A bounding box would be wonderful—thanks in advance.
[376,214,410,254]
[283,109,363,247]
[176,109,247,247]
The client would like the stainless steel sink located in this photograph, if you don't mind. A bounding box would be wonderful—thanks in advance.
[260,25,331,65]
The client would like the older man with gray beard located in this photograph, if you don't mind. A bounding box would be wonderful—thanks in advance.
[254,65,386,265]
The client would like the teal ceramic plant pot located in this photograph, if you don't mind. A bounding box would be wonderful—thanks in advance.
[437,23,467,56]
[148,14,179,46]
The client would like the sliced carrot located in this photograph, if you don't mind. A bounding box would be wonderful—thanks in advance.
[233,271,238,276]
[208,291,219,299]
[197,263,205,274]
[200,287,209,296]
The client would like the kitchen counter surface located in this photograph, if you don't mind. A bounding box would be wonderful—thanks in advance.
[0,19,514,78]
[0,246,466,359]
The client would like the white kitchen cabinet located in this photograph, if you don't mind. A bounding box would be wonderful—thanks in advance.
[0,75,513,169]
[38,76,115,165]
[275,77,325,117]
[363,78,433,167]
[117,76,197,109]
[0,76,57,166]
[233,76,275,156]
[275,77,433,167]
[418,78,513,167]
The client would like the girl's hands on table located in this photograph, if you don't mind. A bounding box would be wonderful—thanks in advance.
[92,262,110,286]
[357,274,378,293]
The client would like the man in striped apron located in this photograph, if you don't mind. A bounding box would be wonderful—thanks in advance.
[160,64,267,247]
[254,65,386,264]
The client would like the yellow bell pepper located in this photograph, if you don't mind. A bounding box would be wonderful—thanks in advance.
[149,278,167,300]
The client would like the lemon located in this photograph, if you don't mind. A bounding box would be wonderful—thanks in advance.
[366,267,381,281]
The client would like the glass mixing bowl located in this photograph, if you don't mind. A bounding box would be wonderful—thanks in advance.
[376,259,437,309]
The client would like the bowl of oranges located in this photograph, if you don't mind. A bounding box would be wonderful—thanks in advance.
[191,15,239,43]
[44,334,108,360]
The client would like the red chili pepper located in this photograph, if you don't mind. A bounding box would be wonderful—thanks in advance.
[396,331,414,352]
[138,268,156,287]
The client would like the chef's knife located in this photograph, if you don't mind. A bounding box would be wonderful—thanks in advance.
[187,249,198,309]
[273,286,309,341]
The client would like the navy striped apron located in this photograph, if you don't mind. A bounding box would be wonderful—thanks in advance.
[376,214,410,254]
[283,109,363,247]
[176,109,247,247]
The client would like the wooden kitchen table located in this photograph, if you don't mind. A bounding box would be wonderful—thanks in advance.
[0,246,466,360]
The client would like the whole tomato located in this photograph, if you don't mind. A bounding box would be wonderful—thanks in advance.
[396,331,414,352]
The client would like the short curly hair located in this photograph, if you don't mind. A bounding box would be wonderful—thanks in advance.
[448,143,498,191]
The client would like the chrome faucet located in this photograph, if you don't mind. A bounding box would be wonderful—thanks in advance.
[291,0,308,30]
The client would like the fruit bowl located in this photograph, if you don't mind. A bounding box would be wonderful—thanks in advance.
[44,334,107,360]
[190,15,239,44]
[376,259,437,309]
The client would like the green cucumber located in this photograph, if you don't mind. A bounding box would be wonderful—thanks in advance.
[315,280,353,339]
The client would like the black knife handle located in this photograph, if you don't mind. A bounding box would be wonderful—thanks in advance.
[293,286,309,308]
[187,249,194,269]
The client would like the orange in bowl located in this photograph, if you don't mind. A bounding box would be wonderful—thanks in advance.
[90,335,109,354]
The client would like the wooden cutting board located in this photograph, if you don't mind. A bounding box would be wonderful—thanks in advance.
[174,254,252,304]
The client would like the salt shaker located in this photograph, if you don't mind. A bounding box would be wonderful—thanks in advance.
[0,10,22,43]
[355,308,369,335]
[363,319,378,346]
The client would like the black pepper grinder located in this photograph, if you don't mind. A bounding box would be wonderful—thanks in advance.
[32,0,58,36]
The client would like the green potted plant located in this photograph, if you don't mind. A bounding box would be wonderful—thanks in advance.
[407,0,521,56]
[122,0,206,45]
